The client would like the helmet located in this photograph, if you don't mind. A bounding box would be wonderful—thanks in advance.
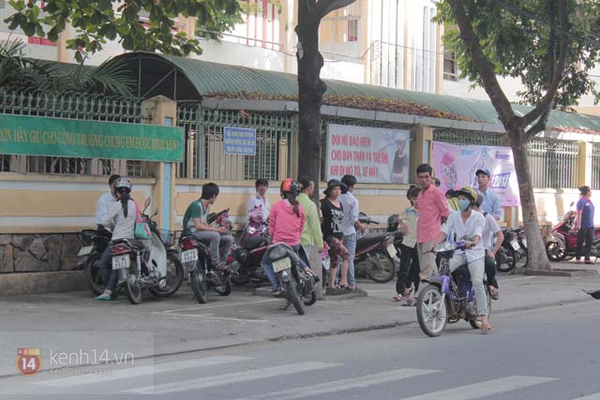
[281,178,301,195]
[114,177,132,192]
[457,186,477,203]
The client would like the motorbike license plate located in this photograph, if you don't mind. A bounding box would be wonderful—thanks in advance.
[521,238,527,248]
[387,244,398,258]
[181,249,198,263]
[322,257,330,271]
[112,255,130,270]
[272,258,291,273]
[77,246,93,257]
[510,239,520,251]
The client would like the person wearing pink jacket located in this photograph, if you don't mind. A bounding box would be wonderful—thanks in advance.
[261,178,315,296]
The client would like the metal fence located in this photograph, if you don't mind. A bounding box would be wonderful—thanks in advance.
[0,89,146,176]
[176,104,297,181]
[592,142,600,190]
[433,129,579,189]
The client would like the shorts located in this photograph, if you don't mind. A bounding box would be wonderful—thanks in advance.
[325,236,351,269]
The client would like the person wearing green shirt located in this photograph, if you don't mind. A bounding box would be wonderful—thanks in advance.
[297,179,324,297]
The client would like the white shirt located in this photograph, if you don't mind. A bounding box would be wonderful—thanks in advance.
[340,192,359,236]
[94,192,117,225]
[102,200,136,241]
[479,211,501,252]
[246,194,270,219]
[442,210,485,262]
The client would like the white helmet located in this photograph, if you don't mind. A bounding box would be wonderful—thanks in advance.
[114,177,132,192]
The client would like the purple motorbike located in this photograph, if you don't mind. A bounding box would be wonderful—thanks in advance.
[416,241,492,337]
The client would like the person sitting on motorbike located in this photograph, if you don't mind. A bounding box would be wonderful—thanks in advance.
[261,178,315,296]
[433,186,491,332]
[182,182,234,271]
[473,193,503,300]
[94,174,120,232]
[246,178,271,220]
[94,177,136,301]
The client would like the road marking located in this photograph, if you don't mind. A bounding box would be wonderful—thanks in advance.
[155,313,268,322]
[400,375,557,400]
[232,368,440,400]
[32,355,251,388]
[124,362,340,395]
[572,394,600,400]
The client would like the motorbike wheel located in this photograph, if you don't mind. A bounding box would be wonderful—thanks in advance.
[84,253,107,296]
[231,271,251,286]
[546,239,567,262]
[367,252,396,283]
[416,285,447,337]
[285,280,304,315]
[149,253,184,298]
[126,269,143,305]
[190,263,209,304]
[496,246,516,273]
[303,290,317,306]
[469,287,493,329]
[514,246,528,269]
[213,275,232,296]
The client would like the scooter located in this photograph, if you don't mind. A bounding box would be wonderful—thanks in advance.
[546,202,600,261]
[179,209,234,303]
[353,213,398,283]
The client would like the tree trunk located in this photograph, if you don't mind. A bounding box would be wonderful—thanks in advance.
[508,130,552,270]
[296,9,327,201]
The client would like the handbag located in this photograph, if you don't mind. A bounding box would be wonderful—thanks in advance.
[134,201,152,240]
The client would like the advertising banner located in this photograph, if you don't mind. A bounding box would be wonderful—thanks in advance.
[0,114,184,162]
[433,141,520,206]
[325,124,410,183]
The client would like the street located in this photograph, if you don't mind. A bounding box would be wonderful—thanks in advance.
[1,300,599,399]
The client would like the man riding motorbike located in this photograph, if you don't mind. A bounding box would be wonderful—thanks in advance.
[432,186,491,332]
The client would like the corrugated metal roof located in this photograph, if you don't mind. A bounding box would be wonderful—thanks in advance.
[113,52,600,133]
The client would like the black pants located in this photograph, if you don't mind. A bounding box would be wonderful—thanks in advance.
[396,244,420,294]
[576,227,594,261]
[485,255,499,289]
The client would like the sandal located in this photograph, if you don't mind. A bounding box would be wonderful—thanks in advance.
[270,288,284,297]
[393,294,404,302]
[94,293,113,301]
[489,286,500,300]
[403,297,417,307]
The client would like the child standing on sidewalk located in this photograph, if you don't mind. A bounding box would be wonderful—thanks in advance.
[394,186,421,304]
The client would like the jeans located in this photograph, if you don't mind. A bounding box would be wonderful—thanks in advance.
[396,244,420,294]
[576,227,594,261]
[343,233,357,286]
[99,247,119,291]
[192,231,234,265]
[261,244,307,291]
[449,254,487,316]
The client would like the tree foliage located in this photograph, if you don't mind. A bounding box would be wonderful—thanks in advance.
[5,0,243,62]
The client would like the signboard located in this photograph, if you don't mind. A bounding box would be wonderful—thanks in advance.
[0,114,184,162]
[224,127,256,155]
[326,124,410,183]
[433,141,520,206]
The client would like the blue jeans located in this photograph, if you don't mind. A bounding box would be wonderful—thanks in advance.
[261,244,307,291]
[99,247,119,291]
[343,233,357,286]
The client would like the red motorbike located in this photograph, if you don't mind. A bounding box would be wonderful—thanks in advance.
[228,207,270,285]
[545,203,600,261]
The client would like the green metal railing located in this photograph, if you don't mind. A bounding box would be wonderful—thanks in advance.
[176,104,297,181]
[526,139,579,189]
[592,142,600,190]
[0,89,145,176]
[433,129,507,146]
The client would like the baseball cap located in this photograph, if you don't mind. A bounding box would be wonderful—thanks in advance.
[475,169,491,177]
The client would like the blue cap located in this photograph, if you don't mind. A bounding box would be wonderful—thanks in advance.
[475,169,491,177]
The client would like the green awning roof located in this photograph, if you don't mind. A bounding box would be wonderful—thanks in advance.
[112,51,600,133]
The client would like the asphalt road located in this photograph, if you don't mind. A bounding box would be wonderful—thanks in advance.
[2,301,599,399]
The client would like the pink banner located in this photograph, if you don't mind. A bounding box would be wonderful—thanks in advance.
[433,142,520,207]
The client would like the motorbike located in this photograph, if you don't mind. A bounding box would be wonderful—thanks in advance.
[179,209,234,304]
[496,227,528,273]
[352,213,398,283]
[104,199,184,304]
[416,241,492,337]
[265,242,317,315]
[386,213,406,257]
[229,207,271,286]
[78,227,112,295]
[546,204,600,262]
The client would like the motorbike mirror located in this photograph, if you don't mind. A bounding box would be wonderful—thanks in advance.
[151,209,158,218]
[143,198,151,213]
[569,201,575,207]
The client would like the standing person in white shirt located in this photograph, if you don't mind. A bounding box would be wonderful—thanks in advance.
[433,186,490,332]
[340,175,365,290]
[473,193,503,300]
[246,179,271,220]
[94,174,120,229]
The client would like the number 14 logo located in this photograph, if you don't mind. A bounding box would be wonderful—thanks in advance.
[16,348,42,376]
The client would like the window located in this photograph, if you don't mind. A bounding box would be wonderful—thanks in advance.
[347,19,358,42]
[443,52,457,81]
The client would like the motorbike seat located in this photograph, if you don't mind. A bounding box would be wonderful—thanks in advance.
[244,236,268,250]
[111,238,145,251]
[356,232,387,249]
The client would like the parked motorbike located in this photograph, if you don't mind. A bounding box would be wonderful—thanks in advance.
[229,207,270,286]
[416,241,492,337]
[546,203,600,261]
[105,199,184,304]
[179,209,234,304]
[353,213,398,283]
[386,213,406,257]
[265,242,317,315]
[78,227,112,295]
[496,227,528,273]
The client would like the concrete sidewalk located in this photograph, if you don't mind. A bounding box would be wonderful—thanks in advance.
[0,260,598,377]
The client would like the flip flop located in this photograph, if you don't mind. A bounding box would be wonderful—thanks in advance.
[393,294,404,302]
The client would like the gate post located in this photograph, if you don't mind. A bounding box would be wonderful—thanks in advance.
[410,125,434,181]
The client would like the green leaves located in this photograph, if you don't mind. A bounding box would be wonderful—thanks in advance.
[4,0,244,60]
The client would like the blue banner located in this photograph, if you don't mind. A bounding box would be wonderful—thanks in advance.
[223,127,256,156]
